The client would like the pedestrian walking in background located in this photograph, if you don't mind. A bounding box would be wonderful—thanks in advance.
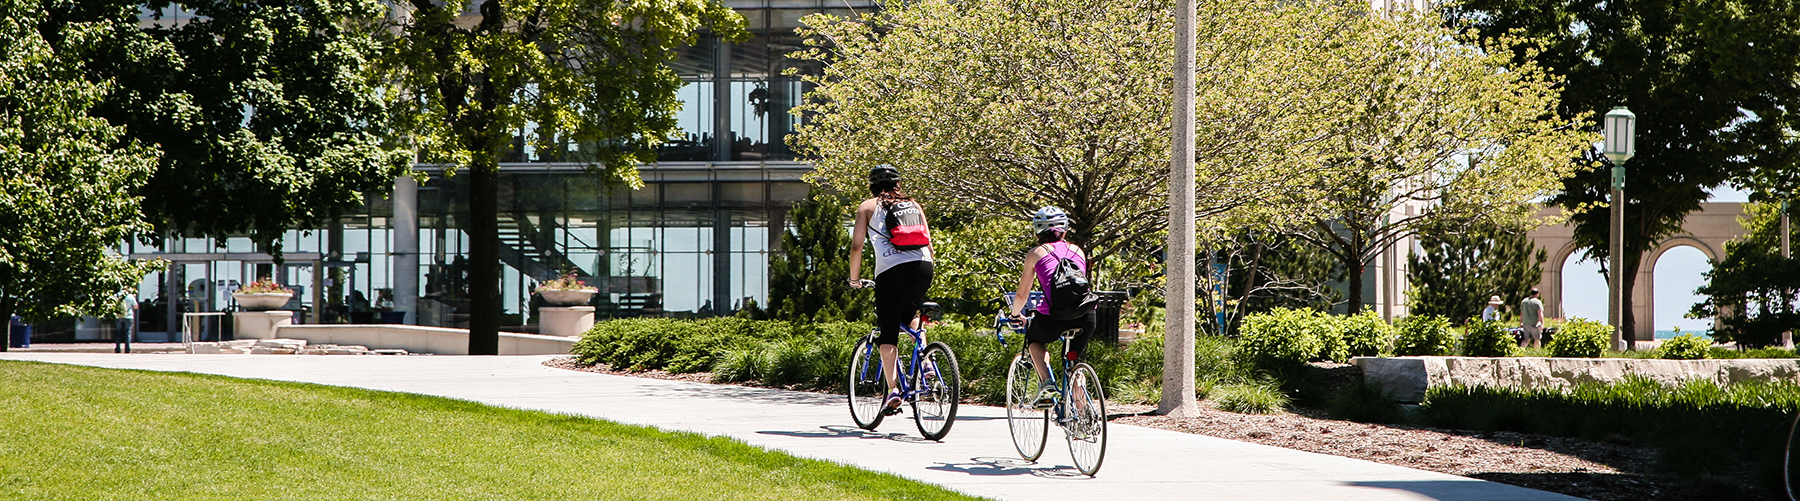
[112,288,136,353]
[1482,295,1503,322]
[1519,288,1544,349]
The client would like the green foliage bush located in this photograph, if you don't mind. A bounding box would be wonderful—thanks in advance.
[1656,334,1712,360]
[1339,311,1396,358]
[1548,318,1610,358]
[1212,383,1290,414]
[1237,308,1331,368]
[1393,315,1456,356]
[1460,320,1517,357]
[1420,376,1800,494]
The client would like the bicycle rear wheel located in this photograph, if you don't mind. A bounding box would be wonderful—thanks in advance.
[912,341,961,441]
[1066,362,1107,476]
[1005,351,1048,461]
[1786,411,1800,501]
[847,335,886,430]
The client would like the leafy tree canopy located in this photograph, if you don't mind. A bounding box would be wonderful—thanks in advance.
[1,0,161,343]
[374,0,744,354]
[1407,220,1547,325]
[1448,0,1800,339]
[1691,202,1800,347]
[791,0,1366,265]
[45,0,411,256]
[1279,9,1594,314]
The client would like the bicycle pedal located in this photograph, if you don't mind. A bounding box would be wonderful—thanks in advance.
[883,406,904,416]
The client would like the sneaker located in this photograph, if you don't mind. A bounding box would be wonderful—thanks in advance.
[1032,381,1059,409]
[882,390,903,415]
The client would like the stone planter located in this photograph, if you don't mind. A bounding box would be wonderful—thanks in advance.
[537,289,597,306]
[233,292,294,311]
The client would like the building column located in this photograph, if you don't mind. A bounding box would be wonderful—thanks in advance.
[714,208,732,316]
[393,176,420,324]
[712,36,733,162]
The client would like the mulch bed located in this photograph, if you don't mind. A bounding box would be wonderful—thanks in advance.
[546,356,1733,500]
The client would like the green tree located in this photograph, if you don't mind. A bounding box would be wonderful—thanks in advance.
[790,0,1359,264]
[45,0,410,256]
[1406,221,1547,325]
[926,213,1036,320]
[1449,0,1800,343]
[376,0,745,354]
[767,190,870,323]
[1691,203,1800,347]
[1,0,162,350]
[1281,10,1594,316]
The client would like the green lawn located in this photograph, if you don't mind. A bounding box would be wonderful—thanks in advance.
[0,360,984,501]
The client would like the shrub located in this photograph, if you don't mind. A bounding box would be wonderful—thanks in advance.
[1393,315,1456,356]
[1237,308,1330,369]
[1656,334,1712,360]
[1339,311,1396,358]
[1419,376,1800,496]
[1460,320,1517,357]
[1328,382,1403,424]
[1314,314,1347,363]
[710,345,767,383]
[1549,318,1610,358]
[1212,383,1289,414]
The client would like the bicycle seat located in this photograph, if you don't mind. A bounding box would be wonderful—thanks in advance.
[919,302,942,321]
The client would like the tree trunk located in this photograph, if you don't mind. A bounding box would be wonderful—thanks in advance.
[1619,255,1642,346]
[1,299,11,353]
[1346,261,1364,315]
[468,161,501,355]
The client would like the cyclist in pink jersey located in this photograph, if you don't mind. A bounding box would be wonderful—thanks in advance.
[1006,206,1094,408]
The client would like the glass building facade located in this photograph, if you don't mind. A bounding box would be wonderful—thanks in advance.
[59,0,867,342]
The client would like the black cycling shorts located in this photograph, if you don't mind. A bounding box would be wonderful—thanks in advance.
[1026,310,1095,361]
[874,260,933,345]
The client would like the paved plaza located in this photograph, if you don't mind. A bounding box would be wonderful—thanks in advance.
[0,353,1584,500]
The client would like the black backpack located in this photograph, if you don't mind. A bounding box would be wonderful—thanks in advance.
[1046,245,1098,320]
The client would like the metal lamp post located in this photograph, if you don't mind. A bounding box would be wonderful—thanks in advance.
[1602,106,1636,351]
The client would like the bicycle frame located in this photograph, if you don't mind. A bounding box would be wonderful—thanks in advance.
[855,313,935,401]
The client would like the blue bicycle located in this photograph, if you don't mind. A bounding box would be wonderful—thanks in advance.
[847,282,961,441]
[996,292,1108,476]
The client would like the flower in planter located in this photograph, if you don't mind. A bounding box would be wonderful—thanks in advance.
[240,278,292,294]
[537,271,597,292]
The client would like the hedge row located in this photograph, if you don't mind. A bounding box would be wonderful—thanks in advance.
[570,317,1263,407]
[1420,376,1800,497]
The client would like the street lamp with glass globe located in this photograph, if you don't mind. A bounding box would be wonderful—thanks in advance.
[1603,106,1636,351]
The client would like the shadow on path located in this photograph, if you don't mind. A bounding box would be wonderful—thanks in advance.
[1350,480,1566,501]
[927,457,1091,479]
[637,384,843,406]
[758,425,939,444]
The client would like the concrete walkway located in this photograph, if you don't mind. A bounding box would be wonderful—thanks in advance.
[0,353,1585,501]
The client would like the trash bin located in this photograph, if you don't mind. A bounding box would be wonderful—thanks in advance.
[7,315,29,348]
[1092,291,1128,344]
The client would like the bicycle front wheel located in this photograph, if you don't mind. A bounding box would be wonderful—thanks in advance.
[1005,351,1048,461]
[912,341,961,441]
[1066,362,1108,476]
[847,335,886,430]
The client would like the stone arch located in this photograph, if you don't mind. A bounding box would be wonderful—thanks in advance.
[1524,202,1748,344]
[1643,238,1722,339]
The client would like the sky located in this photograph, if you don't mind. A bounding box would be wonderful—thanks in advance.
[1557,186,1750,337]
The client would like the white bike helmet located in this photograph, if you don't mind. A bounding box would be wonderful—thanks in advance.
[1031,206,1070,233]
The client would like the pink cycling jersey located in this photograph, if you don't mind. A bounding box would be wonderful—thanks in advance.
[1033,241,1086,315]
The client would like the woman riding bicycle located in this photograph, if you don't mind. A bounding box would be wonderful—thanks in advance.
[848,164,935,415]
[1007,206,1095,408]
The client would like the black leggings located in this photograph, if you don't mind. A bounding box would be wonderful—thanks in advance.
[874,261,933,345]
[1026,310,1096,361]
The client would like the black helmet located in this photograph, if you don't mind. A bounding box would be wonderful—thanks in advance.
[868,164,901,184]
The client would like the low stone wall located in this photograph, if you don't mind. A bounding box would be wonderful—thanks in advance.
[1353,356,1800,403]
[273,324,576,356]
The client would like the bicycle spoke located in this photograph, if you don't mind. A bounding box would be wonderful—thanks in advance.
[1005,351,1047,461]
